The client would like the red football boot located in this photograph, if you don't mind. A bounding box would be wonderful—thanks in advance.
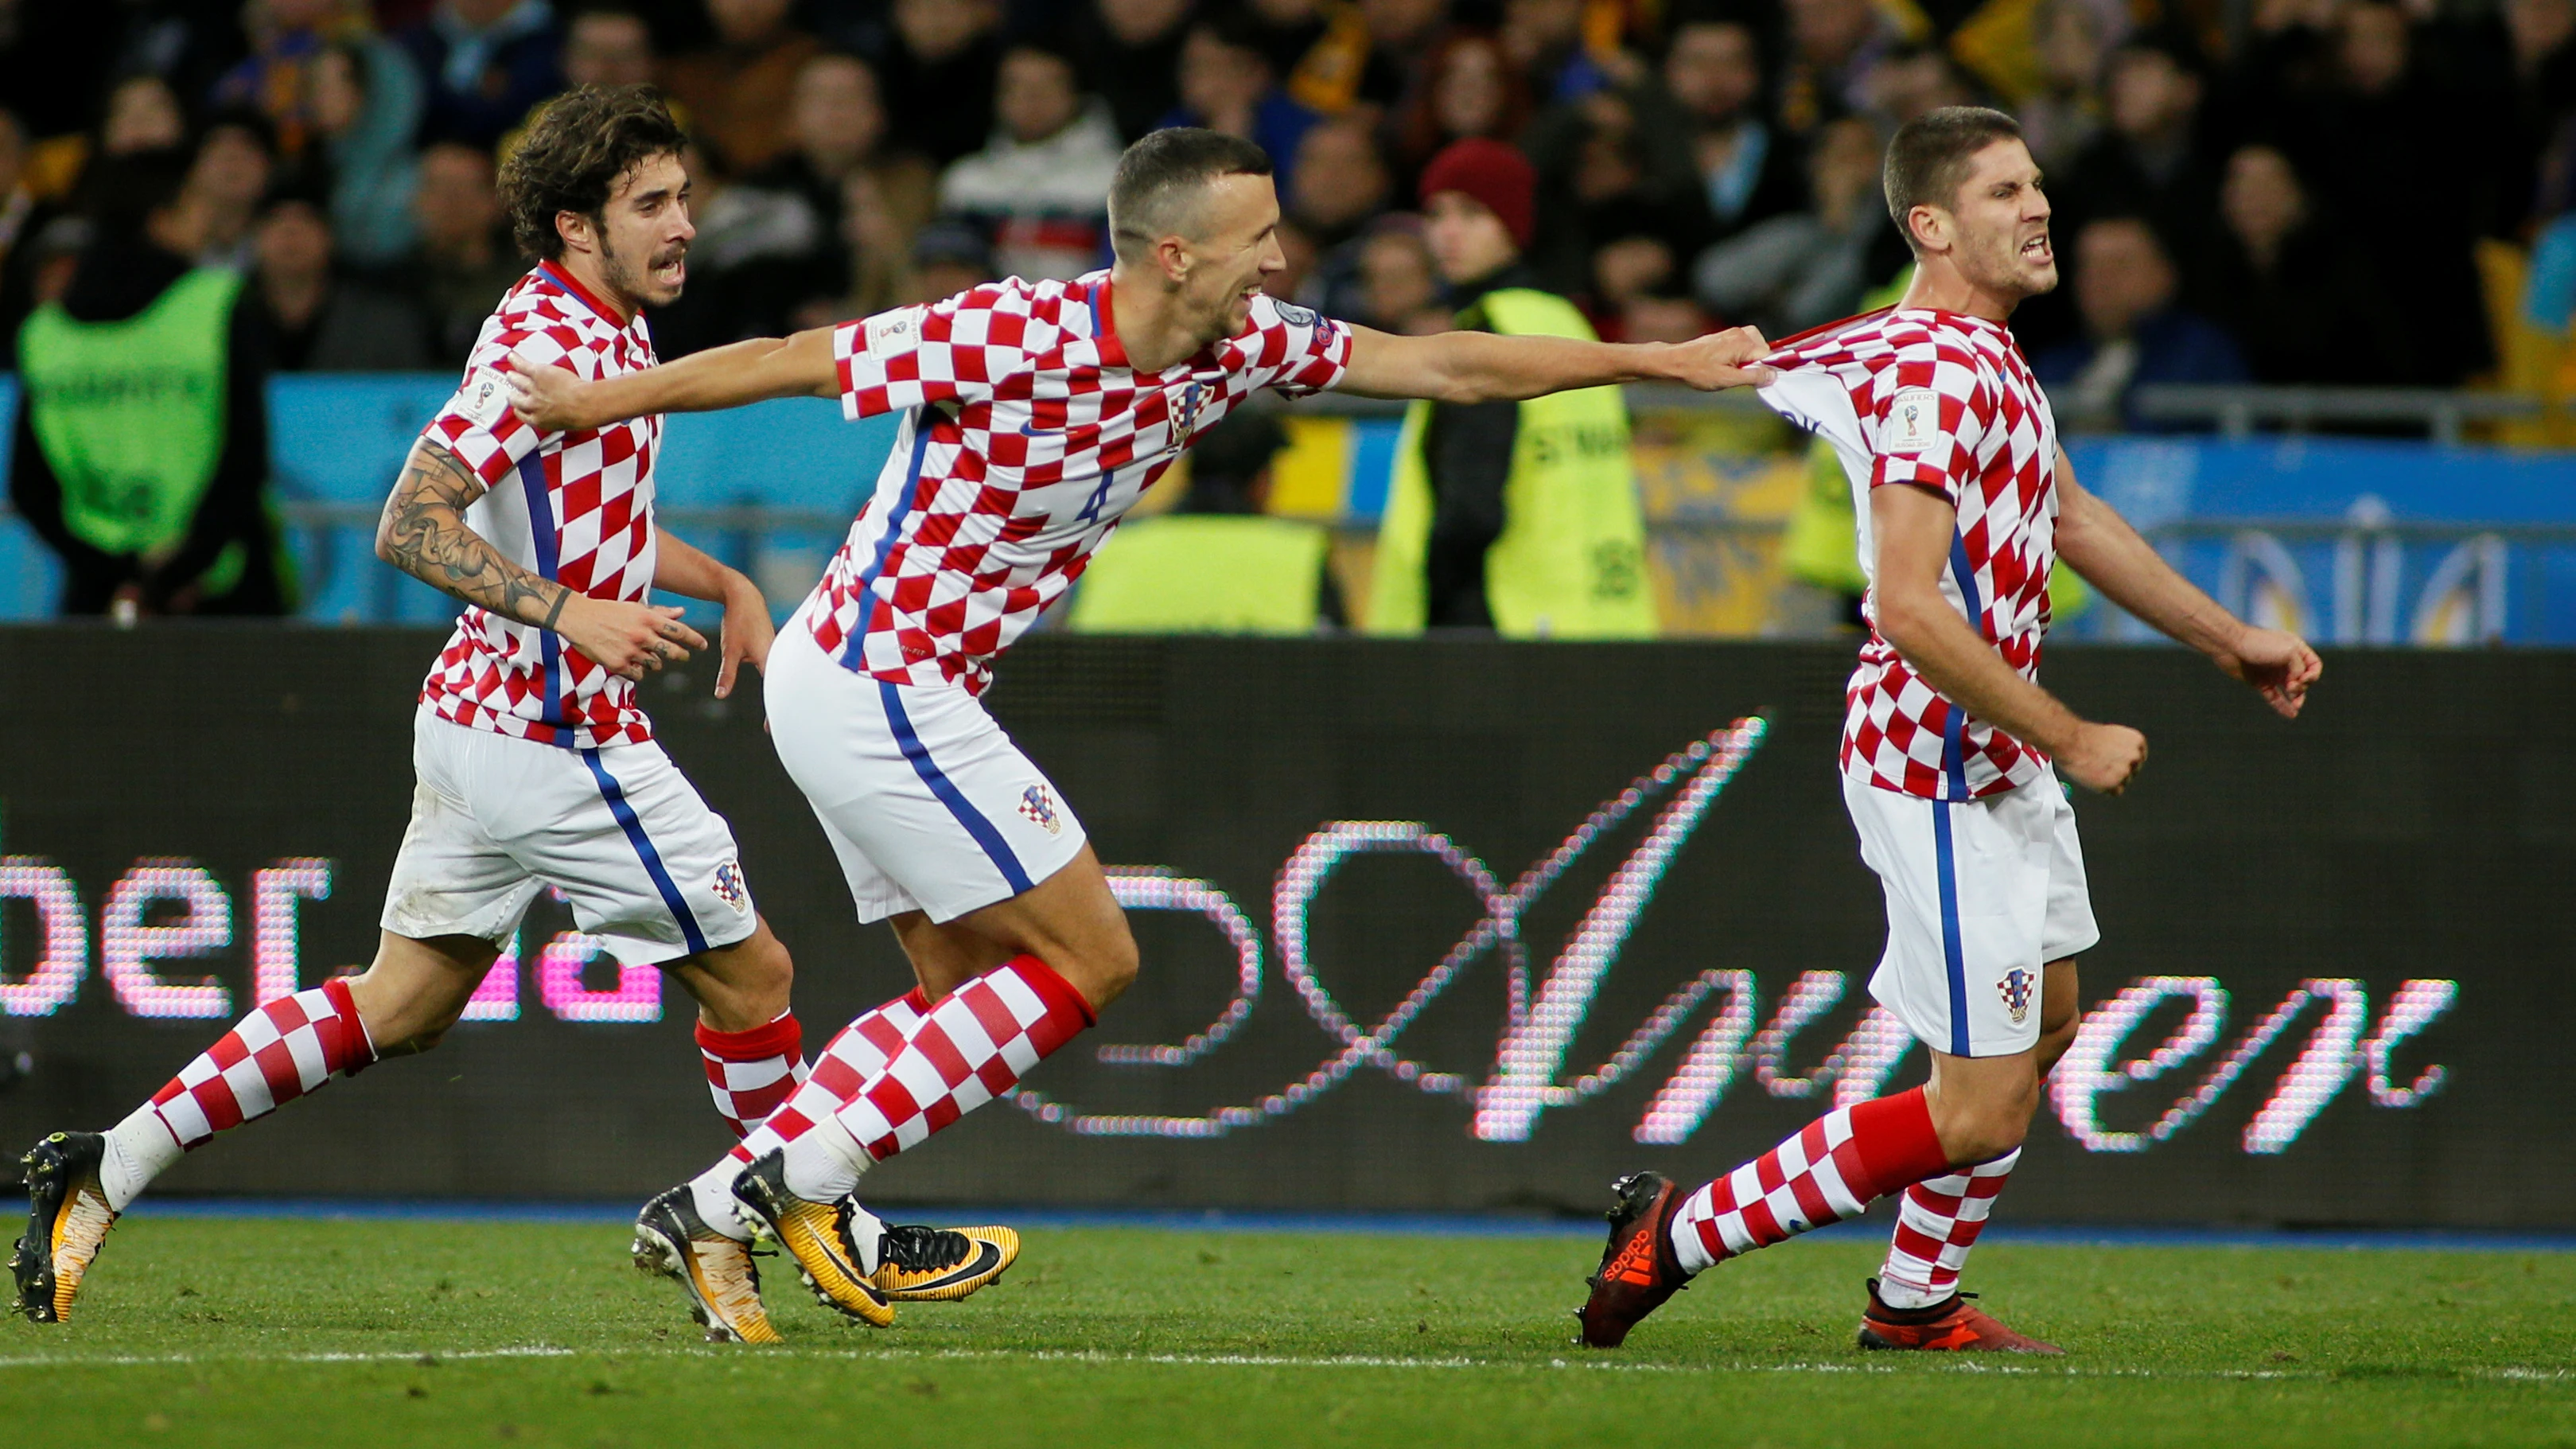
[1575,1172,1693,1348]
[1857,1278,2064,1354]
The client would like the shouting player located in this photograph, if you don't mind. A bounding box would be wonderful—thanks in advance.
[12,87,1002,1345]
[1575,107,2323,1353]
[503,126,1776,1338]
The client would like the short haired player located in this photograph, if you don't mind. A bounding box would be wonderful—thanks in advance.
[12,88,1003,1342]
[504,127,1776,1339]
[1574,107,2323,1352]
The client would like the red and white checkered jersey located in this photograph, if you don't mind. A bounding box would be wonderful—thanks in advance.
[1758,306,2060,800]
[807,272,1351,692]
[417,264,663,749]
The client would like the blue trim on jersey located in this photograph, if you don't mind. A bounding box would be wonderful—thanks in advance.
[839,417,936,671]
[515,451,574,741]
[581,748,710,956]
[1932,801,1971,1057]
[879,680,1034,896]
[1943,534,1985,800]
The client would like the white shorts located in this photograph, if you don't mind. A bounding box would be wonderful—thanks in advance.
[1842,766,2099,1058]
[767,609,1088,925]
[380,708,758,965]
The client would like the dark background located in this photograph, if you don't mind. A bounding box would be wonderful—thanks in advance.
[0,629,2556,1225]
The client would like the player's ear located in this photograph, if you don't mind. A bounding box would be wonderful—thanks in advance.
[1155,232,1192,286]
[554,208,593,257]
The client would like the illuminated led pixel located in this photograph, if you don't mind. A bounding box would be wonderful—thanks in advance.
[535,932,661,1023]
[0,857,86,1018]
[251,859,333,1003]
[101,859,235,1019]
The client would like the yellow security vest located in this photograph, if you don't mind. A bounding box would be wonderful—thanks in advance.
[1068,512,1331,634]
[1368,288,1656,638]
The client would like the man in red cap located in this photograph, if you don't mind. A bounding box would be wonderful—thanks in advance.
[1368,137,1658,637]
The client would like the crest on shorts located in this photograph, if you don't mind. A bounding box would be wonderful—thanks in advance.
[1018,784,1063,836]
[1998,967,2033,1025]
[712,859,750,914]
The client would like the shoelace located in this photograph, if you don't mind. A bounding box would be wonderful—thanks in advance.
[877,1225,971,1273]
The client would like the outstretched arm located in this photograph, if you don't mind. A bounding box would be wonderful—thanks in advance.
[2053,448,2320,718]
[654,528,773,699]
[1332,322,1778,403]
[375,438,708,680]
[1874,481,2149,794]
[506,327,842,432]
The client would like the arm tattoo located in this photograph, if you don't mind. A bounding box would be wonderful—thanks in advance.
[378,441,574,632]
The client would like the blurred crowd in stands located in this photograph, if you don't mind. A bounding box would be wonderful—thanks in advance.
[7,0,2576,412]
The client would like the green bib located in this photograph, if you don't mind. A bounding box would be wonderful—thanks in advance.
[1368,288,1656,638]
[1069,513,1330,634]
[19,268,239,563]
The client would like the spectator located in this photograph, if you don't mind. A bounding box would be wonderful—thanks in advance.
[1353,217,1447,333]
[1693,115,1898,337]
[2014,0,2123,171]
[904,216,995,304]
[881,0,1005,166]
[2057,33,2217,263]
[1504,0,1617,105]
[662,0,822,176]
[652,135,823,353]
[1397,32,1534,176]
[562,6,657,88]
[1527,87,1702,295]
[1069,0,1196,142]
[0,109,65,345]
[1777,0,1899,135]
[251,190,433,369]
[212,0,367,163]
[938,44,1123,282]
[1588,232,1713,343]
[2199,143,2411,384]
[11,150,291,615]
[101,76,190,159]
[309,38,425,269]
[1353,0,1450,111]
[2033,216,2247,430]
[1069,407,1345,634]
[185,112,280,269]
[1286,115,1393,318]
[1369,138,1656,639]
[395,0,564,149]
[1160,18,1320,189]
[1656,19,1806,248]
[407,139,524,364]
[756,53,936,320]
[1861,44,1980,125]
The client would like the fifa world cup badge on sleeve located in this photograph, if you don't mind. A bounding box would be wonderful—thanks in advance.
[457,368,511,427]
[1884,386,1938,453]
[864,306,925,355]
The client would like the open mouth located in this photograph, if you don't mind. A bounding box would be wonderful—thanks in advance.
[652,251,688,288]
[2021,234,2054,266]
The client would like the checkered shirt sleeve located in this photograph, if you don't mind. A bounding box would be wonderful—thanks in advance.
[1860,335,1992,508]
[835,285,1033,420]
[1232,294,1352,397]
[426,287,604,486]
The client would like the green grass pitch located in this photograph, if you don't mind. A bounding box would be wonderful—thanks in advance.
[3,1216,2573,1448]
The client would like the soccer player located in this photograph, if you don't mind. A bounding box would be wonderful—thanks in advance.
[501,126,1776,1337]
[11,87,998,1345]
[1575,107,2323,1353]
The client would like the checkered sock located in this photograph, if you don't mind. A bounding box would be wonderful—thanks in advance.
[98,979,377,1212]
[1667,1086,1951,1276]
[687,987,932,1237]
[1876,1147,2018,1309]
[695,1011,810,1139]
[692,956,1094,1232]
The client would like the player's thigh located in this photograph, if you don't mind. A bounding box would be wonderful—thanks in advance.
[381,711,547,952]
[488,736,763,970]
[1843,773,2051,1060]
[346,930,503,1052]
[769,641,1087,929]
[941,844,1137,1010]
[2037,767,2102,966]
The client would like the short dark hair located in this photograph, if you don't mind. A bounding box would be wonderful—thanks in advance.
[86,146,193,239]
[499,84,687,260]
[1108,127,1274,263]
[1882,104,2025,250]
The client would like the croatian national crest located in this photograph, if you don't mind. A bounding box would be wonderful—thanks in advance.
[712,859,750,914]
[1998,967,2033,1025]
[1169,380,1205,438]
[1018,784,1063,836]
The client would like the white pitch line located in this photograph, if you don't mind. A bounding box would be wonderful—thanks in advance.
[0,1342,2562,1387]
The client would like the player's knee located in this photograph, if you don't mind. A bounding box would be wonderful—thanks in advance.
[2034,1006,2080,1074]
[1069,924,1140,1011]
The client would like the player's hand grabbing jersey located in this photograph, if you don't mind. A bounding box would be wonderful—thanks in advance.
[1759,307,2061,800]
[420,265,664,748]
[807,273,1352,692]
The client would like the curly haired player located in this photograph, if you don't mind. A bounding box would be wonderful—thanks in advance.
[1574,107,2323,1354]
[13,88,1006,1345]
